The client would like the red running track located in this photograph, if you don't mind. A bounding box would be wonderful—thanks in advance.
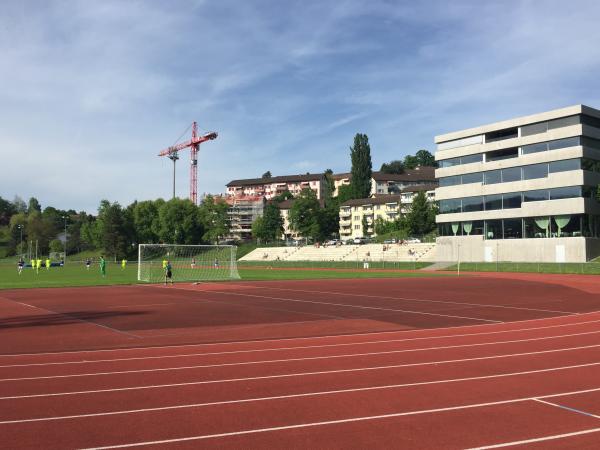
[1,273,600,448]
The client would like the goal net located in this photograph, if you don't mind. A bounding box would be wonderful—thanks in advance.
[137,244,240,283]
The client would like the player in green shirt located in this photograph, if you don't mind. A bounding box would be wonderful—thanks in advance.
[164,260,173,285]
[99,256,106,277]
[121,259,127,270]
[45,258,51,270]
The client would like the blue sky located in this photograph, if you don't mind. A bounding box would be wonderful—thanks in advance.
[2,0,600,213]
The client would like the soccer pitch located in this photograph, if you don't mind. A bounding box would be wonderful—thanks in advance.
[0,262,441,289]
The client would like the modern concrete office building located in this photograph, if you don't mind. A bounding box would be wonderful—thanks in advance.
[435,105,600,262]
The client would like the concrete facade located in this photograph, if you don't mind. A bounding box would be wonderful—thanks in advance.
[435,105,600,262]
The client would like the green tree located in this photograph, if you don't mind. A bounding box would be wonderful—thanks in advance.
[198,195,230,244]
[28,197,42,214]
[288,188,321,240]
[0,196,16,226]
[380,160,404,174]
[49,239,64,254]
[318,202,340,240]
[405,191,436,236]
[132,200,161,243]
[415,149,437,167]
[337,184,354,204]
[262,203,284,241]
[262,171,272,179]
[362,216,370,237]
[96,201,128,258]
[13,196,27,213]
[403,154,419,169]
[350,133,373,199]
[272,190,294,203]
[158,198,204,244]
[323,169,335,200]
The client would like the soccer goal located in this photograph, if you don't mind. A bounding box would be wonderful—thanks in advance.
[137,244,240,283]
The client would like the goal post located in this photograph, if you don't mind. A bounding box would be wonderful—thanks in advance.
[137,244,240,283]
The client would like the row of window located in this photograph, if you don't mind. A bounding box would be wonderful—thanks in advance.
[438,136,600,169]
[439,215,600,239]
[439,158,600,188]
[439,186,594,214]
[437,114,600,152]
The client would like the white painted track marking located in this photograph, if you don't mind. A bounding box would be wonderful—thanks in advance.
[3,360,600,424]
[533,398,600,419]
[174,287,503,323]
[3,329,600,382]
[465,427,600,449]
[241,284,578,315]
[3,307,600,359]
[76,386,600,449]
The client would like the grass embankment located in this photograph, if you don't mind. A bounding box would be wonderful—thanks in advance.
[449,261,600,275]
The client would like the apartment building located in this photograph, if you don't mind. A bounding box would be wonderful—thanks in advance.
[435,105,600,263]
[333,167,436,197]
[277,198,326,241]
[225,195,265,241]
[339,185,436,240]
[226,174,325,200]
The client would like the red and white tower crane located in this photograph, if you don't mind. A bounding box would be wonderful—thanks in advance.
[157,122,218,204]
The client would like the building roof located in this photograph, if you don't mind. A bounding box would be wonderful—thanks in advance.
[227,174,324,187]
[332,167,436,183]
[400,183,438,193]
[274,198,326,210]
[341,195,402,208]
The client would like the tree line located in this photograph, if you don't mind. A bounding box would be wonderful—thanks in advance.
[0,195,230,259]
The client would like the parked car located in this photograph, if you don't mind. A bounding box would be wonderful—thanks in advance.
[383,238,397,244]
[326,239,341,246]
[406,237,421,244]
[353,237,367,245]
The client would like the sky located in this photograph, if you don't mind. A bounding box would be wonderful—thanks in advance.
[2,0,600,213]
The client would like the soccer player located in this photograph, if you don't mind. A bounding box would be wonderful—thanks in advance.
[213,258,219,269]
[30,259,35,270]
[85,258,91,270]
[164,260,173,285]
[17,258,24,275]
[162,259,168,270]
[36,259,42,273]
[99,255,106,277]
[121,258,127,270]
[190,258,196,269]
[45,258,51,270]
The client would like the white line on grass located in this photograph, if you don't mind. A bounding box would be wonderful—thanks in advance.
[2,343,600,401]
[70,386,600,449]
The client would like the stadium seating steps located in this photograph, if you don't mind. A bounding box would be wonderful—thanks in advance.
[240,243,437,262]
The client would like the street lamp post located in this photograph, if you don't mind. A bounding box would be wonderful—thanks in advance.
[62,216,68,264]
[17,225,23,257]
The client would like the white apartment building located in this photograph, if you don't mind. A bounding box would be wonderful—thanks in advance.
[339,185,437,240]
[226,174,325,200]
[435,105,600,263]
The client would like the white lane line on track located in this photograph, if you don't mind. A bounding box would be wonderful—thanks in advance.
[171,286,504,324]
[0,298,140,339]
[3,305,599,359]
[466,427,600,449]
[3,329,600,382]
[233,284,578,315]
[3,327,600,369]
[3,343,600,400]
[68,387,600,449]
[533,398,600,419]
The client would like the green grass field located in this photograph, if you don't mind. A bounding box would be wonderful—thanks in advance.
[0,261,442,290]
[449,261,600,275]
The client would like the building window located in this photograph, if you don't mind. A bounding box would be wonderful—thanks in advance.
[549,186,581,200]
[524,217,551,238]
[549,159,580,173]
[487,147,518,162]
[523,189,549,202]
[486,127,518,143]
[461,153,484,164]
[462,220,484,236]
[484,194,502,211]
[485,220,503,239]
[501,167,521,183]
[522,163,548,180]
[503,219,523,239]
[462,196,484,212]
[502,192,522,209]
[462,172,484,184]
[484,170,502,185]
[439,199,462,214]
[354,216,360,221]
[439,175,461,187]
